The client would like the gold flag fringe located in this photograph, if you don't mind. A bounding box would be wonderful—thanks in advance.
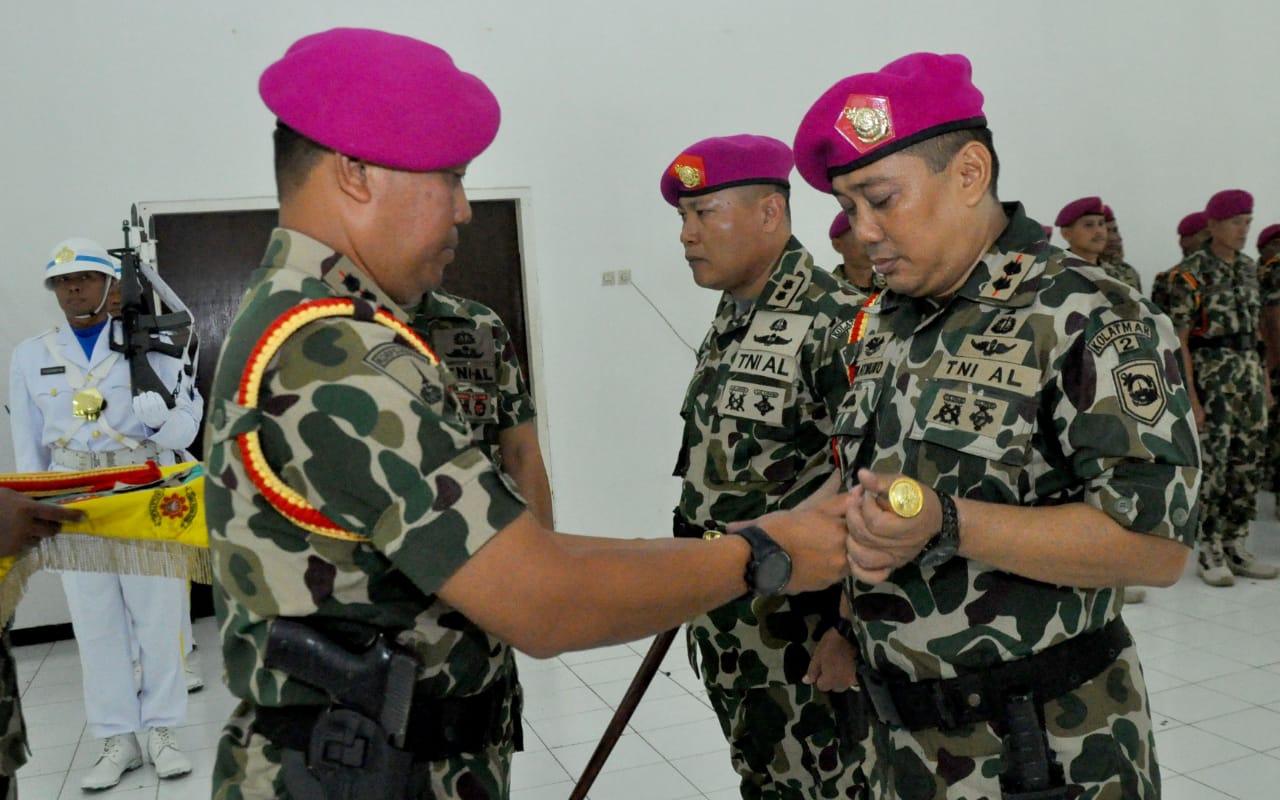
[0,552,40,628]
[35,534,211,586]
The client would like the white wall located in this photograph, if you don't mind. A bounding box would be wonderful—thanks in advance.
[1,0,1274,563]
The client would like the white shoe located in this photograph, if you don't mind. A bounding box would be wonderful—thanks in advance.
[81,733,143,790]
[1224,544,1280,579]
[1122,587,1146,604]
[185,664,203,693]
[146,726,192,779]
[1197,544,1235,587]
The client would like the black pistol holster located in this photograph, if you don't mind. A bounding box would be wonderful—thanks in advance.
[259,619,421,800]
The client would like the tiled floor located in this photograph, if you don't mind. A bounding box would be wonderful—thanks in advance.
[11,501,1280,799]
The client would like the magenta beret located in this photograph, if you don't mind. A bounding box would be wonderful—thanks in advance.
[660,135,793,207]
[260,28,500,172]
[829,212,852,239]
[1102,205,1116,222]
[1055,196,1105,227]
[1205,189,1253,220]
[1257,224,1280,251]
[1177,212,1208,237]
[793,53,986,193]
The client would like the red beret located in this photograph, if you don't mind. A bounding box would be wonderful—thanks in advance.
[1205,189,1253,220]
[660,135,793,207]
[793,53,986,193]
[1257,224,1280,251]
[259,28,500,172]
[829,212,852,239]
[1102,205,1115,222]
[1177,212,1208,237]
[1055,196,1105,227]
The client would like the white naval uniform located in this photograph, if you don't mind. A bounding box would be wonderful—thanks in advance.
[8,322,201,738]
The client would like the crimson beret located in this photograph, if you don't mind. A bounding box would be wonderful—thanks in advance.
[660,135,793,207]
[1257,224,1280,251]
[1102,205,1115,222]
[793,53,986,193]
[1055,197,1105,228]
[1205,189,1253,220]
[829,212,852,239]
[260,28,500,172]
[1177,212,1208,237]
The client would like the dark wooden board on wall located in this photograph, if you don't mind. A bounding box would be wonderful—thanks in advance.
[151,201,528,617]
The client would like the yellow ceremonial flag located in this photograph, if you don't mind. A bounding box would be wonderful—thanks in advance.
[0,462,210,625]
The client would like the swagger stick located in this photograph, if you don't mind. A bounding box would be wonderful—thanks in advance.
[568,628,679,800]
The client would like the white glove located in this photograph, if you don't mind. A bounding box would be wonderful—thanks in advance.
[131,391,172,429]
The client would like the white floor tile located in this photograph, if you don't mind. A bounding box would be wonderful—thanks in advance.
[522,685,609,723]
[1199,667,1280,705]
[1154,725,1253,773]
[568,654,643,686]
[1160,773,1238,799]
[1150,683,1252,724]
[21,742,77,778]
[16,771,68,800]
[511,747,572,790]
[516,781,577,800]
[589,673,688,709]
[550,732,665,777]
[559,643,638,666]
[1140,666,1187,694]
[670,749,740,793]
[1194,706,1280,752]
[1186,751,1280,800]
[580,760,699,800]
[520,665,587,696]
[629,694,720,732]
[525,707,618,749]
[1144,648,1259,683]
[638,717,729,760]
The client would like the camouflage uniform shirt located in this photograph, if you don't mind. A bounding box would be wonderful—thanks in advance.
[675,236,863,690]
[1101,258,1143,294]
[205,229,527,799]
[836,204,1199,799]
[410,291,535,463]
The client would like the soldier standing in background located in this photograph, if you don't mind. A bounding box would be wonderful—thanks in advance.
[1255,224,1280,504]
[1152,212,1210,313]
[793,51,1200,799]
[665,134,870,800]
[830,211,876,297]
[1165,190,1277,586]
[1100,204,1144,293]
[205,29,852,799]
[1054,196,1108,266]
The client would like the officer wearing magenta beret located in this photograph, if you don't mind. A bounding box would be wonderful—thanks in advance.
[205,29,854,800]
[1165,189,1278,586]
[663,135,870,800]
[790,52,1199,799]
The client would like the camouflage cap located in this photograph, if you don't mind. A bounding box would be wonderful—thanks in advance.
[793,53,986,193]
[1205,189,1253,220]
[1055,196,1105,227]
[1177,211,1208,237]
[660,134,793,206]
[259,28,500,172]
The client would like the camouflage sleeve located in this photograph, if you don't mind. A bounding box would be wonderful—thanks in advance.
[1053,300,1200,545]
[263,317,527,594]
[1162,261,1199,331]
[1261,261,1280,308]
[492,317,535,431]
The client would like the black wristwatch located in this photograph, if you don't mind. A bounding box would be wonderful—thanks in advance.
[918,493,960,570]
[732,525,793,597]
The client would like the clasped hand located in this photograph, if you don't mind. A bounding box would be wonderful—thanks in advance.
[845,469,943,584]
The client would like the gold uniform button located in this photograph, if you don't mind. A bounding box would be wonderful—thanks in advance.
[92,430,101,439]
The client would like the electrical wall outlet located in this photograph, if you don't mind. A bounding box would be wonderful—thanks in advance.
[601,271,616,286]
[617,269,632,285]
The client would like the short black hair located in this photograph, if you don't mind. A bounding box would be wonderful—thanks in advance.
[903,127,999,198]
[273,121,331,201]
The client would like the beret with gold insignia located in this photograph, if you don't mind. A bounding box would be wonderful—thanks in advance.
[660,134,793,207]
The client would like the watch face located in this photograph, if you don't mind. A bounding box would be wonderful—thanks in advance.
[919,540,958,570]
[754,551,793,595]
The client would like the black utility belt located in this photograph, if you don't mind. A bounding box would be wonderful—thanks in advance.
[672,510,711,539]
[1189,333,1257,352]
[857,616,1131,732]
[254,676,511,762]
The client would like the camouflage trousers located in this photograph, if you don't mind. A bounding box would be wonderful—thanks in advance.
[0,631,26,786]
[1267,366,1280,492]
[1194,350,1267,546]
[212,700,515,799]
[866,643,1158,800]
[704,682,870,800]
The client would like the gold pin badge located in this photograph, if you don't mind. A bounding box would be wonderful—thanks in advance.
[674,163,703,189]
[53,246,76,264]
[72,388,107,421]
[887,477,924,518]
[845,106,890,145]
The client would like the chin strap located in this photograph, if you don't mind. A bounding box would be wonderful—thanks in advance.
[71,277,115,320]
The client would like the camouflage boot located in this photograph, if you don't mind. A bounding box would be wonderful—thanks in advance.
[1223,542,1280,579]
[1197,541,1235,587]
